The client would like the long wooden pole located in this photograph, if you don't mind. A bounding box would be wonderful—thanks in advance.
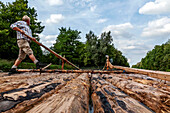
[17,69,123,74]
[21,31,80,70]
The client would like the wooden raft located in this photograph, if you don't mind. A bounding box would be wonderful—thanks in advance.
[0,71,169,113]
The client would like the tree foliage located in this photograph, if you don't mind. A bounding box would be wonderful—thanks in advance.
[82,31,129,67]
[44,27,84,66]
[0,0,129,68]
[46,29,129,68]
[0,0,44,60]
[132,40,170,72]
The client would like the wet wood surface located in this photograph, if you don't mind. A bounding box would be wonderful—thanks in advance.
[0,72,169,113]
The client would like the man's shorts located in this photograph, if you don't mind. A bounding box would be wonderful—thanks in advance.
[17,39,33,61]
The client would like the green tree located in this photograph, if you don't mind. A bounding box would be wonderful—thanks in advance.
[83,31,129,67]
[82,31,98,66]
[132,40,170,71]
[0,0,44,60]
[50,27,83,66]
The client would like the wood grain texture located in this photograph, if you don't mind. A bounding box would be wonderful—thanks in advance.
[91,74,153,113]
[103,73,170,113]
[113,65,170,81]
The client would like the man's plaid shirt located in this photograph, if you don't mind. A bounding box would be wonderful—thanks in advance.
[10,21,32,41]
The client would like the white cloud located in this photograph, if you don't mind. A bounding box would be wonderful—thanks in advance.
[90,5,96,12]
[44,35,58,40]
[43,40,56,47]
[123,45,136,50]
[102,23,152,66]
[46,0,63,6]
[141,17,170,37]
[39,34,57,47]
[69,0,92,7]
[102,23,133,38]
[46,14,65,24]
[139,0,170,15]
[97,19,107,23]
[128,59,131,63]
[115,39,152,66]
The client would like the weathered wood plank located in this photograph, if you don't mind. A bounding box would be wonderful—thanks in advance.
[113,65,170,81]
[91,74,153,113]
[104,73,170,113]
[1,71,169,113]
[27,73,89,113]
[119,74,170,93]
[0,73,79,112]
[0,73,72,93]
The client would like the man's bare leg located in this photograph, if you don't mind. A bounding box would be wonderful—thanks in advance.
[29,54,38,64]
[11,54,38,69]
[13,59,22,67]
[29,54,41,69]
[10,59,22,69]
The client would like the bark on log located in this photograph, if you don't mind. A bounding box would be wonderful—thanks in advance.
[1,71,169,113]
[103,74,170,113]
[0,73,79,112]
[91,74,153,113]
[27,73,89,113]
[118,74,170,93]
[0,73,76,93]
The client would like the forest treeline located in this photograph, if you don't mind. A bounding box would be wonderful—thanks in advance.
[1,0,169,71]
[132,40,170,72]
[0,0,129,68]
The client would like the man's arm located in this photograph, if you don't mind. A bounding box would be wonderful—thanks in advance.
[13,27,36,41]
[10,21,25,34]
[12,27,25,34]
[10,21,36,41]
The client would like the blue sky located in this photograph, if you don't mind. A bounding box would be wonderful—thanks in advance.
[2,0,170,66]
